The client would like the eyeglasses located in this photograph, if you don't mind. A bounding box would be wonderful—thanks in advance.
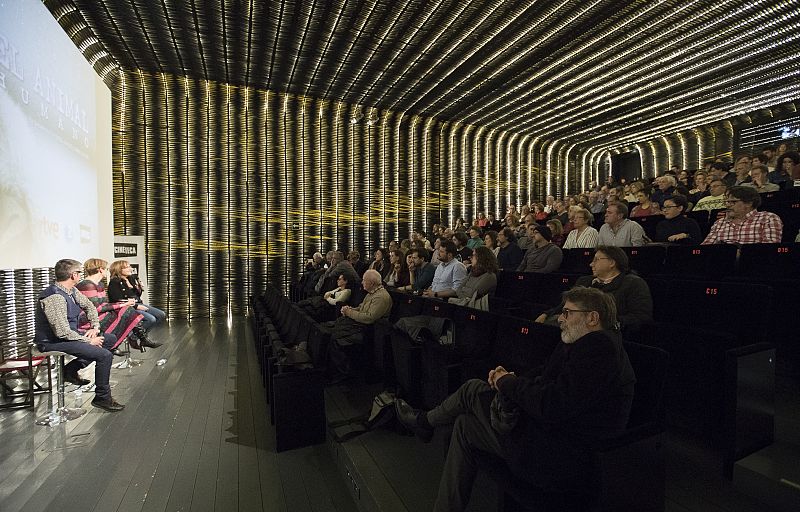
[662,205,680,209]
[591,256,611,263]
[560,308,593,318]
[724,199,743,205]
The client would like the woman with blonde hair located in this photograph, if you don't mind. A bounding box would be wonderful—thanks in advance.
[562,208,599,249]
[76,258,144,354]
[107,260,165,349]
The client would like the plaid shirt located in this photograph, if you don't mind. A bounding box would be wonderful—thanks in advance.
[702,209,783,245]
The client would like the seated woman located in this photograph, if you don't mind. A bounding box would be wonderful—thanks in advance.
[384,250,411,288]
[451,246,498,306]
[630,189,662,218]
[368,248,390,279]
[77,258,145,354]
[562,208,599,249]
[546,219,566,247]
[107,260,164,348]
[298,274,353,321]
[483,230,499,257]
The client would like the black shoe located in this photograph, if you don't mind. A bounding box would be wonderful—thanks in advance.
[111,347,129,356]
[140,338,163,348]
[395,399,433,443]
[91,397,125,412]
[64,373,91,386]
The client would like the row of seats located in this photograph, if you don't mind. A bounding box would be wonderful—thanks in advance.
[251,288,328,452]
[558,242,800,278]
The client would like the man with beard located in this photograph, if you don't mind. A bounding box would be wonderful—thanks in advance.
[394,287,635,512]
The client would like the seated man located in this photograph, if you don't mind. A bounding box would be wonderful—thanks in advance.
[702,186,783,244]
[314,251,360,293]
[536,245,653,335]
[496,227,523,270]
[744,165,780,193]
[34,259,125,412]
[347,250,368,278]
[597,202,645,247]
[326,270,393,380]
[423,241,468,300]
[396,248,436,294]
[693,179,728,212]
[516,224,563,273]
[395,287,635,511]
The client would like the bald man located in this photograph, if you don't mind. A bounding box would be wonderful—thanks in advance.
[329,269,393,381]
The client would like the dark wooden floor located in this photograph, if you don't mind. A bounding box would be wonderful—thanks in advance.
[0,318,356,512]
[3,319,796,512]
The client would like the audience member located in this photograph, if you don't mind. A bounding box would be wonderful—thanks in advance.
[475,213,489,228]
[483,230,499,257]
[532,203,548,222]
[745,165,779,193]
[312,251,359,293]
[348,250,368,278]
[692,179,728,211]
[762,146,778,171]
[466,226,484,250]
[77,258,142,355]
[107,260,164,348]
[543,195,555,214]
[384,250,411,288]
[768,153,795,189]
[651,175,676,207]
[395,287,635,511]
[298,274,353,321]
[452,231,473,263]
[327,270,392,381]
[496,228,523,270]
[711,162,736,188]
[397,248,436,294]
[305,252,325,272]
[552,200,570,230]
[562,208,599,249]
[630,188,662,218]
[703,186,783,244]
[597,202,645,247]
[423,240,468,299]
[34,259,124,411]
[731,155,752,186]
[452,246,498,303]
[369,248,390,278]
[655,195,702,244]
[517,225,563,273]
[546,219,566,247]
[688,171,710,205]
[536,246,653,333]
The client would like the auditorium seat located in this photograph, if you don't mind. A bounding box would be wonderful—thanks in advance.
[560,248,595,274]
[460,318,560,383]
[634,214,660,241]
[622,246,666,277]
[661,244,737,278]
[737,243,800,279]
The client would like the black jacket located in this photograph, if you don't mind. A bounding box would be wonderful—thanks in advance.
[496,243,523,270]
[655,215,702,244]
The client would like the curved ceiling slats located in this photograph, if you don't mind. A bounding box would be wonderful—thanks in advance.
[45,0,799,152]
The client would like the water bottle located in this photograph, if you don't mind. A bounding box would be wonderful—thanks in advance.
[156,359,167,366]
[49,404,61,426]
[74,388,83,408]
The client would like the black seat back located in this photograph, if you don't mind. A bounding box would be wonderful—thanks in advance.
[622,341,669,428]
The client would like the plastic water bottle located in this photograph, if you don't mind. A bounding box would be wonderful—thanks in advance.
[49,405,61,426]
[156,359,167,366]
[74,388,83,407]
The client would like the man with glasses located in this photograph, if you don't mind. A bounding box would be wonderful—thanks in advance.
[535,245,653,334]
[394,287,635,512]
[597,202,645,247]
[34,259,124,412]
[702,186,783,245]
[693,179,728,212]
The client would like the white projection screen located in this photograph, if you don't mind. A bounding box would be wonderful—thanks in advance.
[0,0,113,270]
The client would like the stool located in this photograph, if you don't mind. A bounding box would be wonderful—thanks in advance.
[35,350,86,426]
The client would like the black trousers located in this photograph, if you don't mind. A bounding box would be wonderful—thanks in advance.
[428,379,502,512]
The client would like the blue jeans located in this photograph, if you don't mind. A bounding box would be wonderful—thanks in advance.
[137,304,166,331]
[37,333,117,401]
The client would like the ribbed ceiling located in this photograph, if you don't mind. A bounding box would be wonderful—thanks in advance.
[47,0,800,149]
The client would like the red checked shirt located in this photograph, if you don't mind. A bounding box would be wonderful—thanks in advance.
[702,209,783,245]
